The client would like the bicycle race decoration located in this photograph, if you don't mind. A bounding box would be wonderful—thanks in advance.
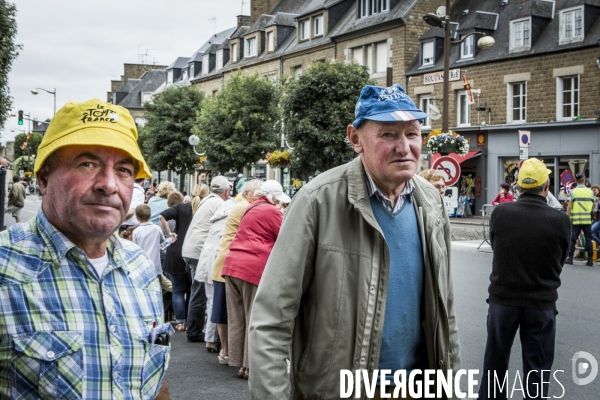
[424,129,470,156]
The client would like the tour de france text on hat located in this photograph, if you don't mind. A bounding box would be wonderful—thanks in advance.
[33,99,151,179]
[518,158,552,188]
[352,84,428,128]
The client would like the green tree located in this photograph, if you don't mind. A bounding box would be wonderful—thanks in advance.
[142,85,205,191]
[282,61,372,175]
[0,1,21,130]
[14,132,43,159]
[194,72,280,173]
[14,155,34,175]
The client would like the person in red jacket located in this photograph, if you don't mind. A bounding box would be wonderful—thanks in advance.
[221,180,290,380]
[492,182,514,206]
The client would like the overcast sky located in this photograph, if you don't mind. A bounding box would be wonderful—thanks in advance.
[4,0,249,143]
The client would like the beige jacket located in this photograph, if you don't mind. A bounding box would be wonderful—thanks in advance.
[249,157,460,399]
[210,198,249,283]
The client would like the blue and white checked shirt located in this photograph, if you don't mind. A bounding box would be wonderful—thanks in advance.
[364,169,415,212]
[0,209,173,400]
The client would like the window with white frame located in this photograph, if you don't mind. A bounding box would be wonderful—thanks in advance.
[134,117,146,127]
[264,73,277,84]
[167,69,173,84]
[190,64,195,78]
[141,92,153,105]
[313,15,324,36]
[358,0,389,18]
[202,54,209,74]
[300,20,310,40]
[560,7,584,44]
[231,43,238,62]
[557,75,579,120]
[246,37,257,57]
[422,41,434,66]
[216,50,224,71]
[182,69,188,80]
[350,41,388,74]
[457,91,471,126]
[460,35,474,59]
[294,65,302,79]
[420,96,432,128]
[507,82,527,123]
[267,31,274,52]
[510,18,531,52]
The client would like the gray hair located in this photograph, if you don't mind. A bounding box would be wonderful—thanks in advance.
[211,187,228,194]
[243,179,263,198]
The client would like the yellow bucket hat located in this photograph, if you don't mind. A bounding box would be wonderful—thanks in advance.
[34,98,151,179]
[518,158,552,188]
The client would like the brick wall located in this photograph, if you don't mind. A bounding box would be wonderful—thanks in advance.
[251,0,278,23]
[283,47,335,76]
[408,47,600,129]
[107,63,167,102]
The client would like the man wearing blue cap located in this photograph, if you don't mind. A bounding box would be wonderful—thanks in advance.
[249,84,459,399]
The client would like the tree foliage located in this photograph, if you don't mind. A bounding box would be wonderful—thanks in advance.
[141,85,204,190]
[14,132,43,159]
[14,155,34,174]
[194,72,280,174]
[0,1,21,131]
[282,61,372,175]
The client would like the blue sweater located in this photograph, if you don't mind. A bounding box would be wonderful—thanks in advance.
[370,197,424,375]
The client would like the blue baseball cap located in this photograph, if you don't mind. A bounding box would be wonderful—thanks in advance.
[352,84,427,128]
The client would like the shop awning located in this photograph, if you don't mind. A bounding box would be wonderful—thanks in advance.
[431,150,481,164]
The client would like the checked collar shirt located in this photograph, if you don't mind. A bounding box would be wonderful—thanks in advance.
[364,168,415,212]
[0,209,172,400]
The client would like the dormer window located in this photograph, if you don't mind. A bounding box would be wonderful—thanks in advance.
[190,64,194,78]
[509,18,531,52]
[246,37,257,57]
[358,0,389,19]
[460,35,474,59]
[300,20,310,41]
[232,43,238,62]
[202,54,209,74]
[182,69,188,80]
[167,70,173,84]
[421,41,434,66]
[559,7,583,44]
[313,15,324,37]
[267,31,274,52]
[217,50,224,71]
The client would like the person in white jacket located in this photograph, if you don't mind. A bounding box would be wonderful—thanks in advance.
[194,196,237,352]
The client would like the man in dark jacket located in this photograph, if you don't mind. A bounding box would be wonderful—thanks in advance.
[478,158,571,400]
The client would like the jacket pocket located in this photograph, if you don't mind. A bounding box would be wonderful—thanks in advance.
[140,342,171,400]
[11,331,83,400]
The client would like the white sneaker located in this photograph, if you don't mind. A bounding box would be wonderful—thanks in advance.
[218,352,229,365]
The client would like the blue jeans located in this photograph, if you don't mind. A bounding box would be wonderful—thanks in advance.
[592,220,600,244]
[165,272,191,323]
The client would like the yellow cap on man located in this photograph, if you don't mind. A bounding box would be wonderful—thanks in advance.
[34,99,151,179]
[518,158,552,188]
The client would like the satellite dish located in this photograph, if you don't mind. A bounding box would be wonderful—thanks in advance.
[428,103,442,120]
[436,6,446,18]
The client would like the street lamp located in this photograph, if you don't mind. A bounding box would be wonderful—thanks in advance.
[423,2,495,133]
[31,87,56,116]
[188,134,205,156]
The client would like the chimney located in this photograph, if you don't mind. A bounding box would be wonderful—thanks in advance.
[250,0,278,24]
[237,15,251,29]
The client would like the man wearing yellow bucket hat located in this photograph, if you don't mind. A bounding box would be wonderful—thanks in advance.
[0,99,171,399]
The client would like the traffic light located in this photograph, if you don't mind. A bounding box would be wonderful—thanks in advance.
[18,110,23,125]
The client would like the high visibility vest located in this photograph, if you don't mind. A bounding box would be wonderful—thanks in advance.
[571,186,594,225]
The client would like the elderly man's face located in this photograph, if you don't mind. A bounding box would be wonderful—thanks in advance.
[348,120,422,188]
[39,145,135,244]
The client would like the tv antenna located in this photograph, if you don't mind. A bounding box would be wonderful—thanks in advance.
[208,16,216,34]
[241,0,247,14]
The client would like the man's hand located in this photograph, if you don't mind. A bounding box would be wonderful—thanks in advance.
[154,380,170,400]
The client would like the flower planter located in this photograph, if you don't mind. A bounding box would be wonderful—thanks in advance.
[438,144,458,155]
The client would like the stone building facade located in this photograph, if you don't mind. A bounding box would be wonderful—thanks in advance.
[404,0,600,211]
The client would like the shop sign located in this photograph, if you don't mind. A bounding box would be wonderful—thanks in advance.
[476,132,486,147]
[424,69,461,85]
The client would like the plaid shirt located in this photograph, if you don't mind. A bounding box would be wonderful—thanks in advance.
[364,169,415,212]
[0,209,172,400]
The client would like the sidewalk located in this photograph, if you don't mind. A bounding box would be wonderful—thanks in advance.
[449,216,486,241]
